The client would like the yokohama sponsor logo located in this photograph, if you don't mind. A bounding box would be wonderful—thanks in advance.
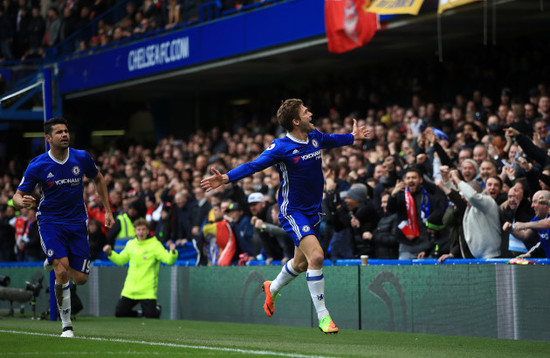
[301,150,321,161]
[55,178,81,185]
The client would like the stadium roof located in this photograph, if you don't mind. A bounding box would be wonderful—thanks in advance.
[68,0,548,103]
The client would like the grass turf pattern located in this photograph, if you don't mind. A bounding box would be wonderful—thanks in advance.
[1,316,549,357]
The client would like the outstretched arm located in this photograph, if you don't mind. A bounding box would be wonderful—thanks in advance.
[514,218,550,231]
[502,221,536,240]
[320,119,368,149]
[200,168,229,192]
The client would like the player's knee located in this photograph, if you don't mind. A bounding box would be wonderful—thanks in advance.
[54,267,69,282]
[310,256,324,268]
[309,251,325,268]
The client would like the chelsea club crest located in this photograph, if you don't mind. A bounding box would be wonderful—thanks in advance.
[312,139,319,148]
[72,166,80,175]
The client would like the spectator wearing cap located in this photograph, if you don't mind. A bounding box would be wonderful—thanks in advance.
[329,184,379,259]
[225,202,254,258]
[248,193,267,216]
[345,184,379,258]
[248,192,268,253]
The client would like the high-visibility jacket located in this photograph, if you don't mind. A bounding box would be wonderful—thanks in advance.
[116,213,135,240]
[108,236,178,300]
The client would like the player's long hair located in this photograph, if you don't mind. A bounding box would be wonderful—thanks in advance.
[277,98,303,132]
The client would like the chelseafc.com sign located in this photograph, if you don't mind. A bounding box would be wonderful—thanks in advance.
[127,36,190,72]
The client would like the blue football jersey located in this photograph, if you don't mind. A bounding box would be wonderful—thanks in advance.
[227,129,353,215]
[18,148,99,224]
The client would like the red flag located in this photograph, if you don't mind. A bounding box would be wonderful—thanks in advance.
[325,0,379,54]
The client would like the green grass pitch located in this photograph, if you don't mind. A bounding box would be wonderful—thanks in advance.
[1,316,549,357]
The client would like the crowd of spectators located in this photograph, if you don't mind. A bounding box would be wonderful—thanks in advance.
[0,0,279,60]
[1,80,550,264]
[0,12,549,264]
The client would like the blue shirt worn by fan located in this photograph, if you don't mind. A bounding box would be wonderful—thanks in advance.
[227,129,353,230]
[531,215,550,258]
[18,148,98,224]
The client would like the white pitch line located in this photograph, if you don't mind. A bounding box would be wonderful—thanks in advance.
[0,330,335,358]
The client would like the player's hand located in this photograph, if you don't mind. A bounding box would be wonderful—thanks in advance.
[21,195,36,208]
[169,243,176,252]
[103,245,112,256]
[104,211,115,229]
[351,118,368,140]
[200,168,226,192]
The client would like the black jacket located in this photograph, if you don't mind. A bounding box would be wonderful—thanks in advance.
[333,200,379,257]
[371,213,399,259]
